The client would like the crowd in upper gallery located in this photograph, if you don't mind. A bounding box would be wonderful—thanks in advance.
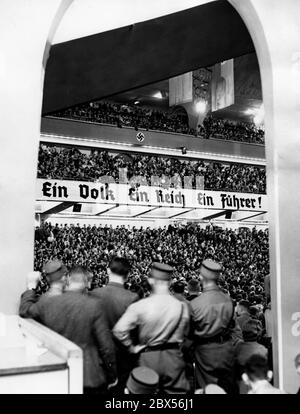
[50,101,265,145]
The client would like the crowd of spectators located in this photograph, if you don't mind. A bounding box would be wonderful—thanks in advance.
[53,101,194,135]
[201,116,264,144]
[51,101,265,144]
[34,223,269,305]
[37,144,266,194]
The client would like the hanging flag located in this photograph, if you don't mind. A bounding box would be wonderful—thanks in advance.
[211,59,234,111]
[169,72,193,106]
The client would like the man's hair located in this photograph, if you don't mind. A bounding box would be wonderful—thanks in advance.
[244,355,269,381]
[109,257,131,278]
[187,279,200,293]
[238,300,250,311]
[172,281,185,294]
[69,266,88,284]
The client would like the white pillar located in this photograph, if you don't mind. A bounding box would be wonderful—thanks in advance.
[0,0,72,314]
[229,0,300,393]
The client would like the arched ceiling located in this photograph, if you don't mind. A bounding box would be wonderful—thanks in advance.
[43,0,255,115]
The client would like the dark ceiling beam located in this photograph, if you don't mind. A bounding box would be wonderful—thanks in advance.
[133,206,160,218]
[43,0,254,114]
[41,201,77,215]
[168,208,196,219]
[95,204,119,216]
[202,209,235,220]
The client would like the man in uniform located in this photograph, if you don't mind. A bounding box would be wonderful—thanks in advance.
[19,259,68,317]
[90,256,139,394]
[19,265,117,393]
[190,259,238,394]
[113,262,190,394]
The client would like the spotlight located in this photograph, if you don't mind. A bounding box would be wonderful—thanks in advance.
[153,91,163,99]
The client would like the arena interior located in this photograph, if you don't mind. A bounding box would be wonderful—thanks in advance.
[1,0,300,398]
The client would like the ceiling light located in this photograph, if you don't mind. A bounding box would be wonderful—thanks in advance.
[244,108,256,115]
[153,91,163,99]
[195,100,207,114]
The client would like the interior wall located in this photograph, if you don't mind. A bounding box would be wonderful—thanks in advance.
[229,0,300,394]
[0,0,72,315]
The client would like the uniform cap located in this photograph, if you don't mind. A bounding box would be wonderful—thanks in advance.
[43,259,67,283]
[204,384,226,394]
[200,259,222,280]
[150,262,173,281]
[126,367,159,394]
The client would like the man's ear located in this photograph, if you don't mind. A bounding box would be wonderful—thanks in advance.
[267,370,273,381]
[242,373,249,385]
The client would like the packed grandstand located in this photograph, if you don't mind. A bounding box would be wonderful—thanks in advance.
[51,101,265,144]
[36,117,268,299]
[35,221,269,302]
[38,144,266,194]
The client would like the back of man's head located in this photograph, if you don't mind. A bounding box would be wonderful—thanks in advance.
[67,266,88,293]
[187,279,200,294]
[244,355,270,382]
[109,257,131,279]
[172,281,185,294]
[242,319,259,342]
[238,300,250,313]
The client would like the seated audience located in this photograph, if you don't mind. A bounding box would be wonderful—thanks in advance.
[34,224,269,305]
[37,144,266,194]
[51,101,264,144]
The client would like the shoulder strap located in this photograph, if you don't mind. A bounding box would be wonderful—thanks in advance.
[163,303,185,343]
[223,299,236,335]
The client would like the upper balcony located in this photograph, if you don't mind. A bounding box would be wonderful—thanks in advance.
[41,117,265,165]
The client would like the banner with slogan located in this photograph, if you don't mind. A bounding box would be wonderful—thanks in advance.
[36,179,268,212]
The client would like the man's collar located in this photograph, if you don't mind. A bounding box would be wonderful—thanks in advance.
[202,285,220,292]
[250,380,271,393]
[108,281,124,288]
[109,274,124,285]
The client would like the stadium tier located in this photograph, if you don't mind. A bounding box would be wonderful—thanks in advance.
[34,223,269,303]
[38,144,266,194]
[52,102,265,144]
